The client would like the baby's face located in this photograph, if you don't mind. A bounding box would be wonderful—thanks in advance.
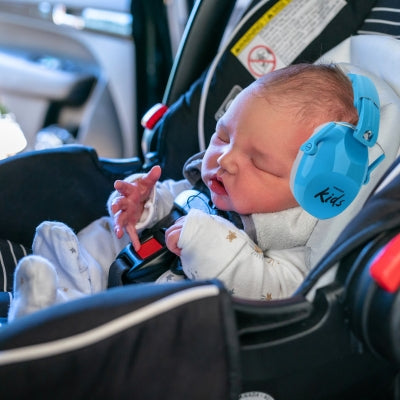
[202,86,310,215]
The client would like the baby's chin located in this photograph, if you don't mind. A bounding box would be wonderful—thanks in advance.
[210,194,233,212]
[211,196,250,215]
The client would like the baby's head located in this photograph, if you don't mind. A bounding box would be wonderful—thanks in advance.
[253,63,358,128]
[201,63,358,215]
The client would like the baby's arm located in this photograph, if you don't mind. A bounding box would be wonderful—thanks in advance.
[167,209,308,300]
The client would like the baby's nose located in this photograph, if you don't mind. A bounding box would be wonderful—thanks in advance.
[217,150,238,174]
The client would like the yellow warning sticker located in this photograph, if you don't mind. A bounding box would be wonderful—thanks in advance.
[231,0,346,78]
[231,0,292,57]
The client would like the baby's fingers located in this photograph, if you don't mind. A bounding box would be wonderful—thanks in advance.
[143,165,162,186]
[126,225,141,251]
[138,166,162,195]
[114,180,134,196]
[165,223,182,256]
[111,196,126,214]
[113,210,127,239]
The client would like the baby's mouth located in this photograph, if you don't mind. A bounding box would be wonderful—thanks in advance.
[209,176,227,195]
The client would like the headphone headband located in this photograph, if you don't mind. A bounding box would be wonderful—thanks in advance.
[348,73,380,147]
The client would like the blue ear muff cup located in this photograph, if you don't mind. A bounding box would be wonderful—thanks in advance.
[290,73,380,219]
[291,123,369,219]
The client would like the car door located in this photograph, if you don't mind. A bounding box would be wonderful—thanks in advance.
[0,0,188,159]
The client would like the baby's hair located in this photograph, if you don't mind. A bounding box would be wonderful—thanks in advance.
[253,63,359,129]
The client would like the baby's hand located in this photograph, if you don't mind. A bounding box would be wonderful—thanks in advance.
[165,216,185,256]
[111,165,161,250]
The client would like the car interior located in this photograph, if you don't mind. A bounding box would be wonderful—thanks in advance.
[0,1,400,399]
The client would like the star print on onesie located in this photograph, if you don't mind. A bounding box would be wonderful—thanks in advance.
[175,208,314,300]
[8,221,100,322]
[32,221,93,298]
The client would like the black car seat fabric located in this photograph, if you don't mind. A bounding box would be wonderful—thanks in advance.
[0,145,141,248]
[0,280,241,400]
[0,239,30,318]
[145,0,377,179]
[357,0,400,37]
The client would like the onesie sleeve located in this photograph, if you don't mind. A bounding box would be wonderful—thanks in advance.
[178,209,309,300]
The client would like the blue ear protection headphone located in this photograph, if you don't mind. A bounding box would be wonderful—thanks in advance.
[290,73,383,219]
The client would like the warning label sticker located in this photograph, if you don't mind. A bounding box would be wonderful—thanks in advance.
[247,45,276,77]
[231,0,346,78]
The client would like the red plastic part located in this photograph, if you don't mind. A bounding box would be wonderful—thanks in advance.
[137,237,163,259]
[141,103,169,129]
[370,233,400,293]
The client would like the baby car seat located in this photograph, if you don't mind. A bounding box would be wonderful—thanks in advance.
[1,1,400,399]
[0,158,400,399]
